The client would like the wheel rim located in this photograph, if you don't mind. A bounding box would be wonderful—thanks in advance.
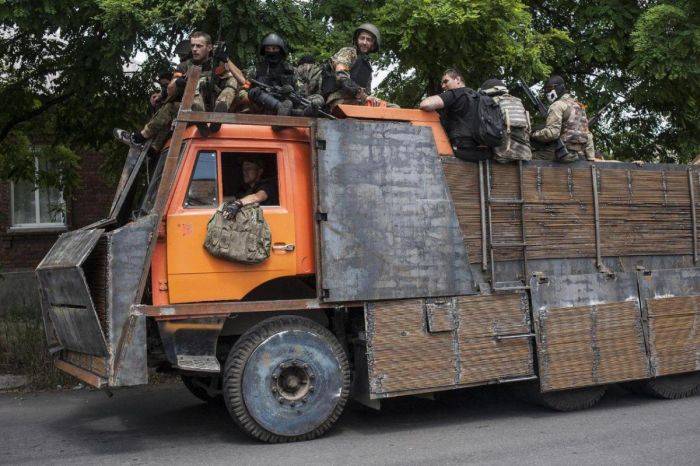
[241,329,344,436]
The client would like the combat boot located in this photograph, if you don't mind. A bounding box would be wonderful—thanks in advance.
[208,101,229,133]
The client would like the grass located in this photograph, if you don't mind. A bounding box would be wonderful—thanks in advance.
[0,306,73,390]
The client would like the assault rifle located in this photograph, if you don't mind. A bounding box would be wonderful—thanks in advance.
[249,78,336,120]
[517,79,569,161]
[587,99,615,129]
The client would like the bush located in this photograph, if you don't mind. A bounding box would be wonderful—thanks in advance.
[0,307,73,389]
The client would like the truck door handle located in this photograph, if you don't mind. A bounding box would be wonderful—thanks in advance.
[272,243,295,252]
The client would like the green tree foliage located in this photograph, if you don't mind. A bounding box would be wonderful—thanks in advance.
[0,0,696,192]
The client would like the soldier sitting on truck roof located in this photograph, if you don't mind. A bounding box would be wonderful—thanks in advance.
[113,31,239,151]
[531,75,595,162]
[321,23,383,110]
[479,78,532,163]
[420,68,491,162]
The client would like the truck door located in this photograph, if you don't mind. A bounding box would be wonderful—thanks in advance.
[165,141,297,303]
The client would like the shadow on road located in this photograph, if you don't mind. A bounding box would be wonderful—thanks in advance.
[42,381,660,453]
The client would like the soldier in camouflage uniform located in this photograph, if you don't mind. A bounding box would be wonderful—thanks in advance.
[322,23,382,109]
[480,78,532,163]
[531,75,595,162]
[114,31,239,150]
[294,55,325,107]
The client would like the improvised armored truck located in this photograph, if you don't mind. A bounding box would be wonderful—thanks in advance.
[37,69,700,442]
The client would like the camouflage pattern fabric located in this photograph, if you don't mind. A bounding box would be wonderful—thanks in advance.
[531,93,595,161]
[295,63,323,97]
[490,93,532,163]
[325,46,372,109]
[204,202,271,264]
[141,101,179,151]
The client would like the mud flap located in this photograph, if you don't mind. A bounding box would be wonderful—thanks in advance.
[530,272,651,392]
[637,267,700,377]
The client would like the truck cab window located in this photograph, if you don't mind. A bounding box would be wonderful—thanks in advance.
[185,151,218,207]
[221,152,279,206]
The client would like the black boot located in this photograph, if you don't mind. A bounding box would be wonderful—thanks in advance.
[209,101,229,133]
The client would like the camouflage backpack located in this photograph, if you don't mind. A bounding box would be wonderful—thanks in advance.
[204,202,271,264]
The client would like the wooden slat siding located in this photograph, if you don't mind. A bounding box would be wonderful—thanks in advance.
[443,161,699,263]
[368,299,456,394]
[367,293,534,396]
[537,301,650,391]
[62,350,108,378]
[442,159,483,264]
[646,296,700,376]
[456,294,534,384]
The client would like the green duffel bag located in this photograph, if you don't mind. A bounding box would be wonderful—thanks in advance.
[204,202,271,264]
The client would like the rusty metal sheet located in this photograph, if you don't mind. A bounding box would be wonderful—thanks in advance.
[108,142,150,221]
[315,119,474,302]
[637,268,700,376]
[365,293,534,398]
[106,216,155,385]
[48,305,107,356]
[37,228,103,270]
[530,272,650,391]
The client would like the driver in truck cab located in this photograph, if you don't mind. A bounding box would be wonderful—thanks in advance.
[233,158,278,207]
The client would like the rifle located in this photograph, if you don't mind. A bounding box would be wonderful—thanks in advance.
[517,79,569,161]
[587,99,615,128]
[249,78,336,120]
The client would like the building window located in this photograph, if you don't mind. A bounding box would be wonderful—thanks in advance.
[10,158,66,229]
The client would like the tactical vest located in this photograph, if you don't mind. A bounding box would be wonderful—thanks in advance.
[349,55,372,92]
[255,61,296,88]
[204,203,271,264]
[492,94,532,162]
[320,54,372,96]
[561,97,590,152]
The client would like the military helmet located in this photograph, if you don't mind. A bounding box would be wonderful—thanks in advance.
[480,78,506,90]
[260,33,289,56]
[353,23,381,53]
[545,75,567,94]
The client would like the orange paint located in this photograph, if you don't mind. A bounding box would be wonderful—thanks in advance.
[152,109,451,304]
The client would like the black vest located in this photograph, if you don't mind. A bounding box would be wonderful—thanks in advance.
[349,54,372,91]
[255,60,296,88]
[321,53,373,96]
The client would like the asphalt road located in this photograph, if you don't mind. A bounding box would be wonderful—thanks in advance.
[1,383,698,466]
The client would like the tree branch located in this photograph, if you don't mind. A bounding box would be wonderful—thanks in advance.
[0,92,74,142]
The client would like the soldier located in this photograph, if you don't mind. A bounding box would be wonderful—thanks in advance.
[245,33,298,116]
[531,75,595,162]
[419,68,490,162]
[322,23,382,109]
[295,55,322,98]
[114,31,238,150]
[479,78,532,163]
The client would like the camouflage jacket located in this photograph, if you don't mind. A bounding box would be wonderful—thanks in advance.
[532,93,595,159]
[295,63,323,98]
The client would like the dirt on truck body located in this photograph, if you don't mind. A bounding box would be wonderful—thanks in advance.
[36,67,700,442]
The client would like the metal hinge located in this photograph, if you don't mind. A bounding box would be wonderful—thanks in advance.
[316,212,328,222]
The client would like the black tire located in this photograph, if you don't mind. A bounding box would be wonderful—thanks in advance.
[633,372,700,399]
[222,315,351,443]
[516,382,607,412]
[181,374,222,403]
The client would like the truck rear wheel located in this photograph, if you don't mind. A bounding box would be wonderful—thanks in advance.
[632,372,700,399]
[222,315,350,443]
[517,383,607,412]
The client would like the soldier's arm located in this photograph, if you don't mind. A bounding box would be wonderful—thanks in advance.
[420,95,445,111]
[332,47,364,98]
[238,189,268,206]
[532,101,565,142]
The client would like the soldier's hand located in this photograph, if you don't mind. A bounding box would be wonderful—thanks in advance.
[222,200,243,220]
[366,96,382,107]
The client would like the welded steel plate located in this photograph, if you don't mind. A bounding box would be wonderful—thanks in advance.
[315,119,474,302]
[638,268,700,376]
[530,272,650,391]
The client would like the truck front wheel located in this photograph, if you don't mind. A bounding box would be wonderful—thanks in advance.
[222,315,350,443]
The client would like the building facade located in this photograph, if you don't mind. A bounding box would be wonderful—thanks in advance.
[0,151,115,312]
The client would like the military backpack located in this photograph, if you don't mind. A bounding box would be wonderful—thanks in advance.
[492,94,532,163]
[204,202,271,264]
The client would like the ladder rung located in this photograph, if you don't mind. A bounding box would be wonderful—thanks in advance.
[493,283,531,291]
[488,197,524,204]
[491,242,528,248]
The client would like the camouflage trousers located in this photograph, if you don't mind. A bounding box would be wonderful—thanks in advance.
[192,76,238,112]
[141,76,238,151]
